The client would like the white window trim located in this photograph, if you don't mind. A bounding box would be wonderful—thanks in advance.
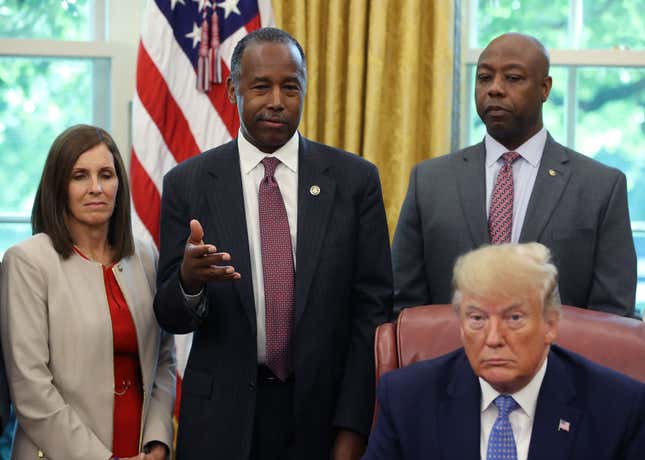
[464,49,645,67]
[0,0,144,170]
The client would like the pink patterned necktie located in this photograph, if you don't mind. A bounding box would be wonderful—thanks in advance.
[488,152,521,244]
[259,156,295,381]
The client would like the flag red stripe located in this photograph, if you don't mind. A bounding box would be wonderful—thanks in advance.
[205,62,239,138]
[136,41,201,162]
[173,372,183,418]
[130,149,162,247]
[245,13,261,32]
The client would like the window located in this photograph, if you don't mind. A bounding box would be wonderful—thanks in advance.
[0,0,141,256]
[461,0,645,317]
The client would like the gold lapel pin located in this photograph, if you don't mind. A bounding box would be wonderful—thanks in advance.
[548,169,557,177]
[309,185,321,196]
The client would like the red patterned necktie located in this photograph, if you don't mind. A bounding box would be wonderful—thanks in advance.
[488,152,521,244]
[259,156,295,381]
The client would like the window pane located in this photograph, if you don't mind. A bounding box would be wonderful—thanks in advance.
[581,0,645,49]
[575,67,645,222]
[473,0,570,49]
[0,0,95,40]
[0,56,110,218]
[0,222,32,258]
[473,0,644,50]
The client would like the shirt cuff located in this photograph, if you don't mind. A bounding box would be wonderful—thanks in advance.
[179,280,207,318]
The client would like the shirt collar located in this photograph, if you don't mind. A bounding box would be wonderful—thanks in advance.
[479,355,548,419]
[237,129,299,175]
[485,127,547,168]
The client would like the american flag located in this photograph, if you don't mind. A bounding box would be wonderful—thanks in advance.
[130,0,274,418]
[558,418,571,432]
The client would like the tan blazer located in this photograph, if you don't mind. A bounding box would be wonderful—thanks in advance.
[0,233,175,460]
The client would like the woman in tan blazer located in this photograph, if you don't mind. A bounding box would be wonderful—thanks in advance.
[0,125,175,460]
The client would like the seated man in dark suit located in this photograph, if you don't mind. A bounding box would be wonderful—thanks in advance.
[364,243,645,460]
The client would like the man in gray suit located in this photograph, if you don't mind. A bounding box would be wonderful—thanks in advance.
[392,32,637,317]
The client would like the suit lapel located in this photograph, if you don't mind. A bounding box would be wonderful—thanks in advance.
[436,353,482,460]
[455,142,490,246]
[114,256,156,414]
[520,135,571,242]
[528,347,581,460]
[295,137,335,326]
[203,141,256,333]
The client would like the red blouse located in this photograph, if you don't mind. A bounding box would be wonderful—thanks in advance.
[73,248,143,457]
[103,263,143,457]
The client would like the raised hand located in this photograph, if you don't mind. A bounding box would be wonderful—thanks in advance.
[179,219,241,294]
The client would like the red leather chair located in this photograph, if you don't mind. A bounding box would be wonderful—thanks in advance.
[373,304,645,427]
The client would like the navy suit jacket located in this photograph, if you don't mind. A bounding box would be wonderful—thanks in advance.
[364,345,645,460]
[154,136,393,460]
[392,135,637,316]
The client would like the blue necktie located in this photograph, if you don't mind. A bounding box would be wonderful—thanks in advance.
[487,395,519,460]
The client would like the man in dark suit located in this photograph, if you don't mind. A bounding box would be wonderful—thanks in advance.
[392,33,636,316]
[153,28,392,460]
[364,243,645,460]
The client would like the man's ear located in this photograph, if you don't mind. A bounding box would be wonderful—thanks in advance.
[226,77,237,104]
[543,308,560,345]
[541,75,553,102]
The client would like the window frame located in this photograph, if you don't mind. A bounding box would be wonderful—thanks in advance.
[0,0,143,228]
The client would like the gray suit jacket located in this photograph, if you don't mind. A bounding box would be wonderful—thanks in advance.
[392,134,637,316]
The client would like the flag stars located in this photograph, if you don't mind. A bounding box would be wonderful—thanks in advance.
[216,0,241,19]
[185,22,202,48]
[193,0,212,12]
[170,0,186,10]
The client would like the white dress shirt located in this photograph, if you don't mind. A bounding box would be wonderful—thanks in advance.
[485,128,547,242]
[238,130,299,364]
[479,357,548,460]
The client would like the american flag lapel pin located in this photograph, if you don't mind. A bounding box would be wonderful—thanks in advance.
[558,419,571,432]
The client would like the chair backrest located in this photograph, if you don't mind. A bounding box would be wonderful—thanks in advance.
[373,304,645,428]
[376,304,645,383]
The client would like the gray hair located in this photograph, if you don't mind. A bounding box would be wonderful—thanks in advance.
[452,242,561,316]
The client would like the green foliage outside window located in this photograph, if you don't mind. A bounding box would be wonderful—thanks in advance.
[0,0,102,257]
[0,0,92,41]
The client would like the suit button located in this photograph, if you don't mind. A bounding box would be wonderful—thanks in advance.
[248,381,256,391]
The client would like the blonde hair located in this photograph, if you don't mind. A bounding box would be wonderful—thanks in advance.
[452,243,561,315]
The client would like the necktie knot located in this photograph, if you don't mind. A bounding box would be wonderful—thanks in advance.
[261,156,281,178]
[494,395,519,417]
[501,152,520,165]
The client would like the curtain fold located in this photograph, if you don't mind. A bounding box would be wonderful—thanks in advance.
[273,0,454,232]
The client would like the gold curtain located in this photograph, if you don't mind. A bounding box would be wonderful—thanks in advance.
[273,0,455,233]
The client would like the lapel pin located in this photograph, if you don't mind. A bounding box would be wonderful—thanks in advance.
[309,185,321,196]
[558,419,571,432]
[548,169,557,177]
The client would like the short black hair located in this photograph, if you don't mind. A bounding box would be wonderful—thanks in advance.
[229,27,307,91]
